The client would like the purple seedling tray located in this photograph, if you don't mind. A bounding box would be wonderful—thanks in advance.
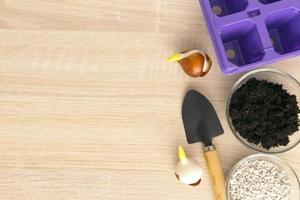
[199,0,300,75]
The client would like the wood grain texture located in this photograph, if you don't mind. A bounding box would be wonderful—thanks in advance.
[0,0,299,199]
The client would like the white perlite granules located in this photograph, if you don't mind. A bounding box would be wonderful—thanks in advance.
[229,160,292,200]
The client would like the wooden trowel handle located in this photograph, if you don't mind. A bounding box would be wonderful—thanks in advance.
[204,146,226,200]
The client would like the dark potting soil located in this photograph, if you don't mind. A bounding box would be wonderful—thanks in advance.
[229,78,300,150]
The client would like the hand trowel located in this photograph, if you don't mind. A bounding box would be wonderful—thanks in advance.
[182,89,225,200]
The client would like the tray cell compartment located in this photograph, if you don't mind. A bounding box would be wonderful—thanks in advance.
[220,21,265,66]
[266,8,300,54]
[209,0,248,17]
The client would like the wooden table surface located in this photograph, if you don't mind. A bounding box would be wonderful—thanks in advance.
[0,1,299,199]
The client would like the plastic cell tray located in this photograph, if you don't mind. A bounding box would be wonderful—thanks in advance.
[199,0,300,74]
